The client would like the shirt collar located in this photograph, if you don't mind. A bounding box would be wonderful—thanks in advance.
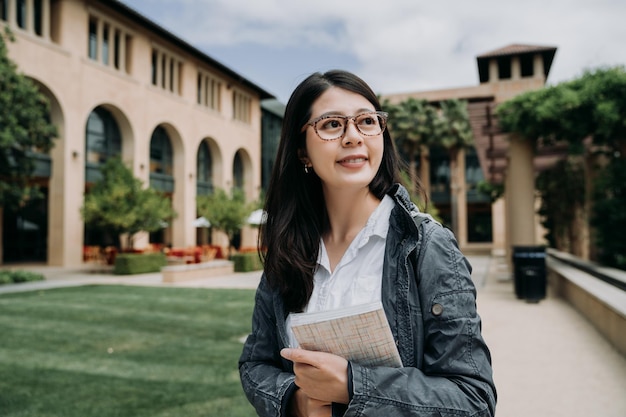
[316,195,396,273]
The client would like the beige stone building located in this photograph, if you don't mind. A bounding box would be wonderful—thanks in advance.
[1,0,273,266]
[384,44,559,256]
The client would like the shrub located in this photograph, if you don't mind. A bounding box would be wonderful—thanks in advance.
[592,158,626,270]
[114,252,167,275]
[231,252,263,272]
[0,270,45,285]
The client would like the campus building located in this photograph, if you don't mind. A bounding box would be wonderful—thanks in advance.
[0,0,273,266]
[384,44,559,255]
[1,0,560,266]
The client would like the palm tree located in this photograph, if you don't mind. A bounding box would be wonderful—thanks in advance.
[437,99,474,238]
[384,97,439,197]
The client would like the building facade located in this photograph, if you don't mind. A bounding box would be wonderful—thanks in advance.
[384,44,558,255]
[1,0,273,266]
[260,99,285,192]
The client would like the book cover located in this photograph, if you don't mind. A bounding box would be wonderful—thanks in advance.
[289,301,402,368]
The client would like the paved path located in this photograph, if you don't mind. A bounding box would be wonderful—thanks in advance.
[1,256,625,417]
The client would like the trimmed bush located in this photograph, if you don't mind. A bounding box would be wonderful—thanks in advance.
[113,252,167,275]
[231,252,263,272]
[0,270,45,285]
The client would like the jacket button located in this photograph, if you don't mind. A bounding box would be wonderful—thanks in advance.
[431,303,444,316]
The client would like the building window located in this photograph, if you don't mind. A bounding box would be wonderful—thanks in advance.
[151,46,182,95]
[149,126,174,193]
[16,0,26,28]
[85,107,122,165]
[0,0,7,21]
[150,127,173,175]
[87,14,131,74]
[233,90,251,123]
[88,18,97,59]
[233,151,244,189]
[196,141,213,196]
[102,23,109,65]
[85,107,122,183]
[520,54,534,78]
[2,0,51,38]
[33,0,42,36]
[196,70,222,111]
[497,56,512,80]
[151,50,158,85]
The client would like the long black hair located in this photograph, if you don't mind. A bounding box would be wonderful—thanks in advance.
[260,70,403,312]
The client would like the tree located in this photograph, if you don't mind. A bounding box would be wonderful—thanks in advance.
[196,188,255,257]
[496,66,626,264]
[383,97,439,196]
[81,158,177,249]
[437,99,474,236]
[592,159,626,269]
[0,28,57,209]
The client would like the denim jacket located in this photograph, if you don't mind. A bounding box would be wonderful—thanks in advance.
[239,184,497,416]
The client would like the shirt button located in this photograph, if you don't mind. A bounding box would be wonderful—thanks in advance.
[431,303,444,316]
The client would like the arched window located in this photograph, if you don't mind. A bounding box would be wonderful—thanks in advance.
[85,107,121,183]
[149,126,174,192]
[233,151,244,190]
[197,141,213,195]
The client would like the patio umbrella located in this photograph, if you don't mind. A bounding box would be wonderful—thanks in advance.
[193,216,211,228]
[247,209,267,225]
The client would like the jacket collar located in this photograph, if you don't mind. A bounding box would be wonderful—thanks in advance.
[388,183,420,218]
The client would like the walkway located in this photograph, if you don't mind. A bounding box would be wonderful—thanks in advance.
[1,256,625,417]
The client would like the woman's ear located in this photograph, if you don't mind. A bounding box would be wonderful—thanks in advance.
[297,148,310,166]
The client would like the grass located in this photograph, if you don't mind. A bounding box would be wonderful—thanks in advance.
[0,285,258,417]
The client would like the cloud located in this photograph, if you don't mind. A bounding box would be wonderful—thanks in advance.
[124,0,626,100]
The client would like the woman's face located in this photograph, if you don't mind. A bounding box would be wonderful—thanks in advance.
[301,87,384,193]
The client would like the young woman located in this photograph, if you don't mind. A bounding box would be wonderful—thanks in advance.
[239,70,496,417]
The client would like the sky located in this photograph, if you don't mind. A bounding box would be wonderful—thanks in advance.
[122,0,626,104]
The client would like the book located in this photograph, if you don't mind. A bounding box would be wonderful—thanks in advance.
[288,300,402,368]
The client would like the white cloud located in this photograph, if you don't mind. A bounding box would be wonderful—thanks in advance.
[123,0,626,100]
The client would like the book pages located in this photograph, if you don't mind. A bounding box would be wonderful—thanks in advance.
[289,301,402,368]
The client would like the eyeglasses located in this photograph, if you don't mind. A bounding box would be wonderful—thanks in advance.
[304,111,388,141]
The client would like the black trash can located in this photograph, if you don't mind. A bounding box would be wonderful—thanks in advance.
[512,246,546,302]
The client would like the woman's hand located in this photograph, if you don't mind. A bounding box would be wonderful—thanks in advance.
[289,388,332,417]
[281,348,350,405]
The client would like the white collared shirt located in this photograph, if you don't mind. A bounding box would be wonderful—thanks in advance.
[307,194,395,312]
[286,195,395,347]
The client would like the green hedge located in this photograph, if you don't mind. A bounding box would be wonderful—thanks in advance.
[0,270,45,285]
[231,252,263,272]
[113,252,167,275]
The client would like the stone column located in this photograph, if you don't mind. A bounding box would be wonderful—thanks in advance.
[25,0,33,32]
[534,54,545,80]
[41,0,50,39]
[96,18,103,63]
[488,59,498,83]
[118,30,126,72]
[511,56,521,80]
[456,148,468,247]
[419,145,431,200]
[8,0,16,26]
[507,133,536,247]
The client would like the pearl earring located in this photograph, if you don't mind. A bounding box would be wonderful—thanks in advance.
[304,164,309,174]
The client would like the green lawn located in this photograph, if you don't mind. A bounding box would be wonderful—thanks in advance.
[0,285,258,417]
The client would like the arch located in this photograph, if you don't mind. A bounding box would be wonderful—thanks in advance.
[196,140,213,195]
[26,77,64,178]
[1,77,63,263]
[232,148,254,199]
[196,137,224,195]
[147,123,183,246]
[84,104,134,183]
[149,124,179,192]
